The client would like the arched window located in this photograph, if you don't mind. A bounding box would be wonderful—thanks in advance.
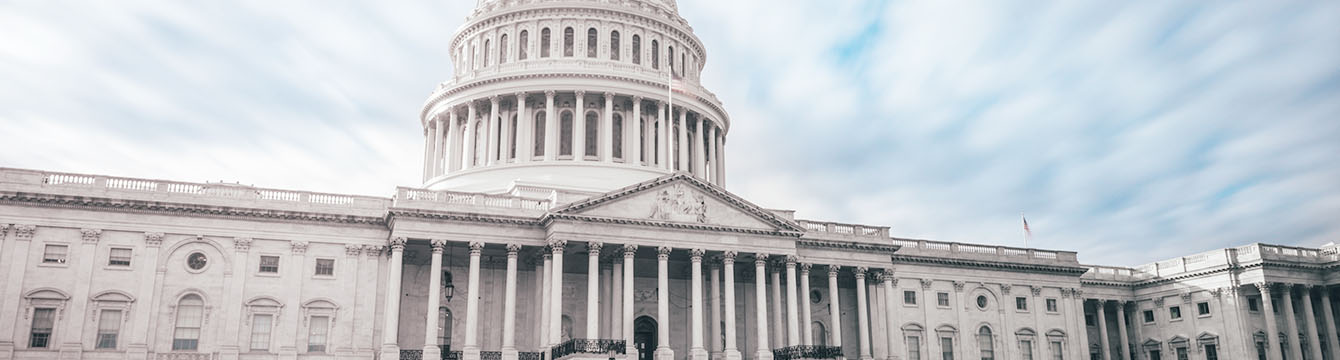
[587,28,598,58]
[612,113,624,159]
[559,111,574,156]
[563,27,574,57]
[519,30,529,60]
[610,31,621,61]
[172,294,204,350]
[978,326,994,360]
[534,111,547,157]
[437,307,452,346]
[584,111,599,158]
[509,114,518,159]
[668,46,675,75]
[483,39,491,66]
[651,40,659,69]
[812,321,828,346]
[541,28,552,58]
[499,34,508,64]
[631,35,641,64]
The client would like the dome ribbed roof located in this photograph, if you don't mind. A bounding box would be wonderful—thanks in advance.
[474,0,678,13]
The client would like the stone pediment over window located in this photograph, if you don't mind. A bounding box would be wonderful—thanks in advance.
[549,173,805,235]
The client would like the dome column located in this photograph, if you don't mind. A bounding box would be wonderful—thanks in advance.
[603,93,615,162]
[516,92,531,162]
[693,116,705,176]
[545,91,557,160]
[421,127,432,182]
[463,101,478,170]
[678,108,689,171]
[706,123,717,184]
[658,101,670,170]
[487,96,501,166]
[575,91,587,161]
[631,97,643,165]
[447,109,461,172]
[434,117,446,176]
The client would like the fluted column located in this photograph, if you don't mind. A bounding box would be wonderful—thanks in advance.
[656,246,675,360]
[545,91,557,160]
[855,267,873,360]
[658,101,669,169]
[1258,283,1282,360]
[711,257,724,358]
[693,117,705,175]
[539,251,553,348]
[603,93,615,162]
[488,96,501,165]
[587,242,603,339]
[502,243,522,360]
[623,245,639,357]
[1116,301,1130,360]
[464,241,485,360]
[800,264,814,346]
[827,266,844,354]
[1320,287,1338,360]
[422,127,433,181]
[379,237,407,359]
[517,93,531,162]
[785,256,801,346]
[716,134,725,185]
[501,100,513,161]
[550,240,567,347]
[447,110,461,171]
[463,101,478,169]
[723,251,742,360]
[575,90,587,160]
[435,117,447,175]
[678,109,689,171]
[881,271,898,360]
[1095,300,1111,360]
[754,255,774,360]
[424,240,447,359]
[426,121,440,178]
[632,97,643,165]
[706,124,717,183]
[1301,285,1323,360]
[770,260,785,347]
[691,249,709,360]
[1281,284,1304,360]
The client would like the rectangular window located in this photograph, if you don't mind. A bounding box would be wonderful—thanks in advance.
[1169,306,1182,320]
[908,336,922,360]
[1197,302,1211,316]
[1176,347,1188,360]
[1085,314,1095,326]
[308,316,329,352]
[250,314,273,351]
[1016,297,1029,311]
[30,308,54,348]
[95,309,122,349]
[1248,298,1260,312]
[259,255,280,273]
[1151,350,1162,360]
[1046,298,1058,312]
[1256,342,1267,360]
[905,291,918,305]
[43,244,68,264]
[315,259,334,276]
[1049,341,1063,360]
[941,337,955,360]
[1143,310,1155,324]
[1205,345,1218,360]
[1021,340,1034,360]
[108,248,132,266]
[937,292,950,307]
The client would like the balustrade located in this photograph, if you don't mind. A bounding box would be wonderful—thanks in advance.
[771,345,843,360]
[550,339,627,359]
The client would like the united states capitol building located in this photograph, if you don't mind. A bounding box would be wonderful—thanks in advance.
[1,1,1337,360]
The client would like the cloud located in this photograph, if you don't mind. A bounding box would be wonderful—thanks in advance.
[2,0,1338,266]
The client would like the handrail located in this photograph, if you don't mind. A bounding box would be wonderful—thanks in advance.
[550,339,627,359]
[772,345,843,360]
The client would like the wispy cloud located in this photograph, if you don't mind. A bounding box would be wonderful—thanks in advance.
[2,1,1337,266]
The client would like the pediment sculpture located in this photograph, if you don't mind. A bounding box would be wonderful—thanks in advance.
[649,183,708,223]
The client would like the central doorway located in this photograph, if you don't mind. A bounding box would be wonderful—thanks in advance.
[634,316,657,360]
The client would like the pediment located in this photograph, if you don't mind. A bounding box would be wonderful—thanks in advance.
[551,173,804,234]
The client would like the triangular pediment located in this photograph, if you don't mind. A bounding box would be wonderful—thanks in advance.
[551,173,804,234]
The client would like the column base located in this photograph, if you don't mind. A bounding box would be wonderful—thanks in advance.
[690,348,709,360]
[125,344,149,360]
[860,357,875,360]
[754,349,774,360]
[502,348,520,360]
[711,351,724,360]
[464,347,483,360]
[58,343,83,360]
[722,349,742,360]
[278,347,299,360]
[217,345,241,360]
[626,348,640,360]
[655,347,676,360]
[426,345,443,359]
[381,345,402,360]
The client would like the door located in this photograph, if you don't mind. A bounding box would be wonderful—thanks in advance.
[634,316,657,360]
[1150,350,1161,360]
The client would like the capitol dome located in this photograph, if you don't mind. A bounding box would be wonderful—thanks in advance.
[418,0,728,196]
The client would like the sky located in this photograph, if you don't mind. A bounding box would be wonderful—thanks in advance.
[2,0,1338,267]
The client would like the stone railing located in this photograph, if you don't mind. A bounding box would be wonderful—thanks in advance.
[518,352,544,360]
[401,350,424,360]
[797,220,889,238]
[772,346,843,360]
[551,339,626,359]
[891,238,1078,264]
[156,353,213,360]
[395,187,553,211]
[1084,243,1339,284]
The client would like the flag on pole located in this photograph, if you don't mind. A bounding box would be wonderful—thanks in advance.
[1021,213,1033,248]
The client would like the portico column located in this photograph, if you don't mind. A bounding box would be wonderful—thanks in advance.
[711,257,724,358]
[623,245,639,357]
[587,242,603,339]
[855,267,873,360]
[800,264,814,346]
[631,97,643,165]
[517,92,531,162]
[463,101,478,169]
[723,251,742,360]
[1258,283,1282,360]
[691,249,709,360]
[502,243,522,360]
[545,91,557,160]
[1301,285,1323,360]
[881,271,898,360]
[424,240,447,359]
[827,266,844,355]
[1319,287,1339,360]
[754,255,775,360]
[447,110,461,171]
[1116,301,1130,360]
[785,256,802,346]
[575,91,587,160]
[539,250,553,348]
[771,260,785,348]
[1281,284,1304,360]
[488,96,501,165]
[464,241,485,360]
[693,117,705,175]
[1095,300,1111,360]
[550,240,568,347]
[656,246,675,360]
[379,237,407,359]
[602,93,614,162]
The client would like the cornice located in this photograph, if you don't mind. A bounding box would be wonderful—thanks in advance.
[453,5,705,63]
[387,208,542,226]
[0,191,387,226]
[551,173,802,233]
[1079,259,1336,289]
[796,239,899,254]
[891,254,1090,277]
[542,213,802,237]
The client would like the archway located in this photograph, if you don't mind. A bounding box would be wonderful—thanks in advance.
[634,316,657,360]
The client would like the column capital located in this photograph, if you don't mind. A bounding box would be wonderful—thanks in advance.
[623,244,638,257]
[880,272,897,285]
[345,244,363,256]
[575,90,587,98]
[467,100,478,111]
[1152,298,1163,307]
[827,265,840,277]
[1253,282,1275,294]
[1180,292,1193,304]
[1031,285,1043,296]
[490,95,501,105]
[144,232,164,247]
[633,95,644,103]
[588,241,604,255]
[604,92,615,101]
[291,241,309,255]
[755,253,770,267]
[952,280,965,292]
[657,246,673,258]
[0,224,8,237]
[80,228,102,244]
[722,250,738,263]
[920,279,933,290]
[785,255,798,266]
[799,263,813,274]
[232,237,251,252]
[854,266,869,279]
[690,248,705,261]
[549,239,567,253]
[1208,288,1224,298]
[515,92,526,99]
[1001,284,1013,295]
[12,224,36,241]
[430,239,448,253]
[363,245,384,258]
[388,237,407,251]
[545,90,556,98]
[709,256,722,269]
[468,241,485,255]
[506,243,522,255]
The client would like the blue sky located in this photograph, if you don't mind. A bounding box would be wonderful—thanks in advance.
[2,1,1337,266]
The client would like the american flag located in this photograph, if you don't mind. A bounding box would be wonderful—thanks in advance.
[1022,214,1033,247]
[670,71,687,94]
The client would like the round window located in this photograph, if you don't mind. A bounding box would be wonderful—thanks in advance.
[976,295,988,309]
[810,290,823,304]
[187,252,208,271]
